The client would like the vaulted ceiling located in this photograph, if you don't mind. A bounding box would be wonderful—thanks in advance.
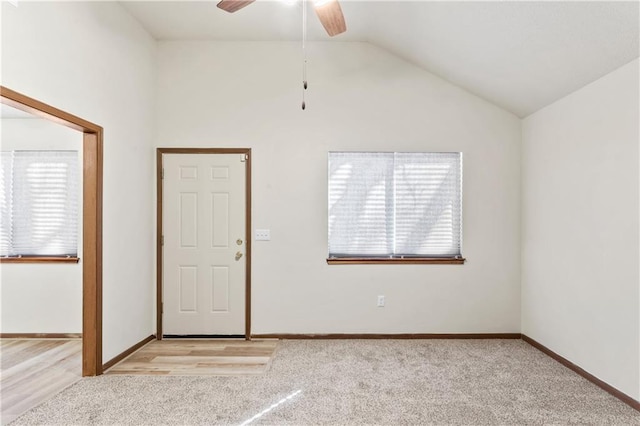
[121,1,639,117]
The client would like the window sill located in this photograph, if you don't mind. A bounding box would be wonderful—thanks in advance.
[326,257,465,265]
[0,256,80,264]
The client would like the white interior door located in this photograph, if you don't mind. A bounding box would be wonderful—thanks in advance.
[162,153,246,335]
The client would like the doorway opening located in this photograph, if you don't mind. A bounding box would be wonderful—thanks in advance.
[0,86,103,376]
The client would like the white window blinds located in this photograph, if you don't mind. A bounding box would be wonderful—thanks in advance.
[328,152,462,258]
[0,151,79,257]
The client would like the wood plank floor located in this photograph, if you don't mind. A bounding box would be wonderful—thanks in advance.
[105,339,278,376]
[0,339,82,425]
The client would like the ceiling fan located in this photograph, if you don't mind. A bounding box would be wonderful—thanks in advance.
[216,0,347,37]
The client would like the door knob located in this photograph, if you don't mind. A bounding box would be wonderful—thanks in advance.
[235,251,243,261]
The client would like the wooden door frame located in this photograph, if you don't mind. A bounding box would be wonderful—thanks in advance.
[0,86,103,376]
[156,148,252,339]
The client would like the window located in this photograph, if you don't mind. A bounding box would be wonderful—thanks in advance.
[328,152,463,264]
[0,150,79,259]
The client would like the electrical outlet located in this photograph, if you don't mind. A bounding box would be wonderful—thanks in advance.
[255,229,271,241]
[377,295,385,307]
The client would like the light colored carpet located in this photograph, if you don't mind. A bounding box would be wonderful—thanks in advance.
[11,340,640,425]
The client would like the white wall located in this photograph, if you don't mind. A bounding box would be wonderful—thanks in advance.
[0,118,83,333]
[522,59,640,400]
[1,2,157,360]
[157,41,522,334]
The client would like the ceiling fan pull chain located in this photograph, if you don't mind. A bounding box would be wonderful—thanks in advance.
[302,0,308,110]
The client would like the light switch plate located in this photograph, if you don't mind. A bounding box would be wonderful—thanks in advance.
[255,229,271,241]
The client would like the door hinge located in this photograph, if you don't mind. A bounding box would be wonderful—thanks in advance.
[161,302,163,313]
[161,235,164,246]
[240,154,249,162]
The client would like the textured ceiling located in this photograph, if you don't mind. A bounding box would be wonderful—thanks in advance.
[121,1,640,117]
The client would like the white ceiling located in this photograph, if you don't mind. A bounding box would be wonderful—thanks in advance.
[121,0,639,117]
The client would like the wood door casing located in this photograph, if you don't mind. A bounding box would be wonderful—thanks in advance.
[156,148,252,339]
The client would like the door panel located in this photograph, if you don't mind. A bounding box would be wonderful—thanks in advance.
[179,193,198,247]
[179,266,197,312]
[163,153,246,335]
[211,266,229,312]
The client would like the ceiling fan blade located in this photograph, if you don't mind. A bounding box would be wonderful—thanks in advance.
[313,0,347,37]
[217,0,255,13]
